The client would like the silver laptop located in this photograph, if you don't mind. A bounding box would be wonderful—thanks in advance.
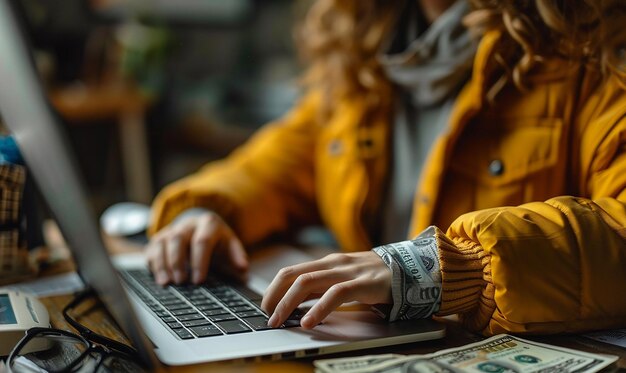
[0,0,445,366]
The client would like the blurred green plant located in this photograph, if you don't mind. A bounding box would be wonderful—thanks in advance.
[115,20,173,97]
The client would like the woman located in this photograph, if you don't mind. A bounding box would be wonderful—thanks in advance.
[147,0,626,336]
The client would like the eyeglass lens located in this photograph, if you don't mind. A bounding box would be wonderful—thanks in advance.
[10,331,145,373]
[10,332,89,372]
[96,354,144,373]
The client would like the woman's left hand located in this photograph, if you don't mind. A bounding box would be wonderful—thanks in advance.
[261,251,392,329]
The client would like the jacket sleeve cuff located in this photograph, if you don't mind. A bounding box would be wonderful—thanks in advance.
[436,234,495,332]
[149,186,238,237]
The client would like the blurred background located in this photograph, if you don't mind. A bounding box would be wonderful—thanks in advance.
[9,0,307,214]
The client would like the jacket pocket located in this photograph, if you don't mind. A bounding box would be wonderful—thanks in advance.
[450,118,562,186]
[435,118,565,227]
[449,117,563,188]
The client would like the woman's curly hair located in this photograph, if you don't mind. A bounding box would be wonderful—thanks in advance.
[295,0,402,117]
[296,0,626,112]
[465,0,626,99]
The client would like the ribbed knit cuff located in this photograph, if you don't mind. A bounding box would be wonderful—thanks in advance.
[436,234,494,332]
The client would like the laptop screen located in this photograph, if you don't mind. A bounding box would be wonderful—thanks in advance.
[0,1,155,367]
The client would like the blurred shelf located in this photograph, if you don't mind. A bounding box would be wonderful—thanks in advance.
[50,82,154,204]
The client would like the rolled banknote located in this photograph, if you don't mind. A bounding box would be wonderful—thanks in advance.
[372,226,442,321]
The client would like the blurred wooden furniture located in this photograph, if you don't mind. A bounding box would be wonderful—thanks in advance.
[49,82,153,204]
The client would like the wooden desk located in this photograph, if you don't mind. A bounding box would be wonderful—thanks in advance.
[38,291,626,372]
[23,229,626,371]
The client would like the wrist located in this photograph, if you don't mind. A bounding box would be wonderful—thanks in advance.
[372,226,443,322]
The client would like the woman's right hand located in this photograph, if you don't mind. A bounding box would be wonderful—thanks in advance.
[145,211,249,286]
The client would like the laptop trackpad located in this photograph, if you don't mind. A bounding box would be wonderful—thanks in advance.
[305,311,439,339]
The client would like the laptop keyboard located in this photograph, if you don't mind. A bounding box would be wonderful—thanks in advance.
[120,269,304,340]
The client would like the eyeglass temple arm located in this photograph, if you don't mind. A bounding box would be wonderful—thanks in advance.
[62,287,139,357]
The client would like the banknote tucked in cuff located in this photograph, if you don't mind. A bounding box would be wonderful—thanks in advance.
[371,226,446,322]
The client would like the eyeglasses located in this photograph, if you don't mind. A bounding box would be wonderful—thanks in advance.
[7,289,146,373]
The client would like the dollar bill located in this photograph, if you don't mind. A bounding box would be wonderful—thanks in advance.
[373,226,442,321]
[314,334,618,373]
[314,354,403,373]
[585,328,626,348]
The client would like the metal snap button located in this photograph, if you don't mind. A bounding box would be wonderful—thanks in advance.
[328,139,343,156]
[488,159,504,176]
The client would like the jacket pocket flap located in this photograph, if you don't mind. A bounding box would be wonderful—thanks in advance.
[449,118,562,187]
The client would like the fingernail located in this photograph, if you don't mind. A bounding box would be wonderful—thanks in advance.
[268,313,279,328]
[237,256,248,268]
[156,271,168,285]
[173,270,184,284]
[192,270,202,284]
[169,238,181,250]
[301,315,313,329]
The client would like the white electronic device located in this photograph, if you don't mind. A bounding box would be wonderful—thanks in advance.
[0,290,50,356]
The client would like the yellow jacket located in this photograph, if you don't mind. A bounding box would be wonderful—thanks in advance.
[150,31,626,335]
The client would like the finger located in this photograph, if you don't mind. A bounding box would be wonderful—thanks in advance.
[261,258,340,314]
[147,239,169,285]
[165,227,193,284]
[300,279,363,329]
[227,236,248,273]
[267,269,349,328]
[215,235,249,283]
[189,215,221,284]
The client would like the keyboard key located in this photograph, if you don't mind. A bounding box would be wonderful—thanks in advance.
[167,322,183,329]
[176,313,205,322]
[164,303,192,311]
[152,290,174,297]
[174,328,194,340]
[215,320,252,334]
[230,305,254,312]
[282,320,301,328]
[161,298,185,306]
[212,291,238,299]
[155,295,180,302]
[188,294,211,302]
[288,308,305,320]
[202,309,229,316]
[191,299,217,306]
[208,314,236,322]
[189,325,223,338]
[249,298,263,309]
[182,319,212,327]
[234,284,263,302]
[171,308,196,316]
[207,285,230,294]
[282,308,306,328]
[197,303,222,311]
[161,316,177,323]
[223,300,247,308]
[173,287,195,296]
[236,310,264,318]
[242,316,272,331]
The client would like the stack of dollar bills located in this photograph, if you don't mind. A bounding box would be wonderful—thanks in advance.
[314,334,618,373]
